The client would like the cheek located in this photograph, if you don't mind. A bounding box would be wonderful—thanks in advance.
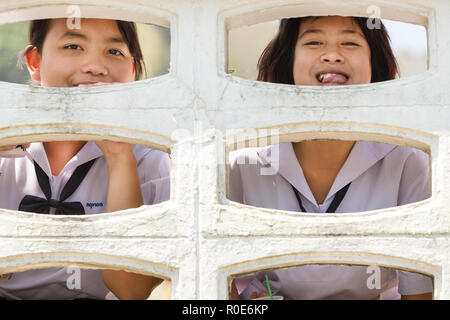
[39,54,72,84]
[293,50,313,84]
[351,52,372,83]
[111,62,135,82]
[362,56,372,83]
[361,49,372,82]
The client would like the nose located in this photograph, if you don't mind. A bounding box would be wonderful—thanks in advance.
[80,55,109,76]
[320,48,344,64]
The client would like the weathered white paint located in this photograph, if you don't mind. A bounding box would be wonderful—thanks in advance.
[0,0,448,299]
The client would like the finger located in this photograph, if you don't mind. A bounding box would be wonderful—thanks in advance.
[250,291,269,299]
[256,291,269,298]
[250,292,259,299]
[0,145,15,151]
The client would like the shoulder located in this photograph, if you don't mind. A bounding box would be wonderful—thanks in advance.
[359,141,429,170]
[375,143,430,204]
[229,145,273,168]
[133,145,169,165]
[0,149,34,170]
[133,146,170,204]
[133,145,170,179]
[381,143,429,170]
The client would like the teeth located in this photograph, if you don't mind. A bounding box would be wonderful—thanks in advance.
[318,73,335,82]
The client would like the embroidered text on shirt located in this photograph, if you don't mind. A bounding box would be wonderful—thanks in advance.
[86,202,104,208]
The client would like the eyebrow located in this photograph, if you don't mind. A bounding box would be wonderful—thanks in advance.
[59,31,126,44]
[298,29,363,40]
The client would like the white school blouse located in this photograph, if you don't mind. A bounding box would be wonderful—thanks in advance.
[0,142,170,300]
[229,142,433,299]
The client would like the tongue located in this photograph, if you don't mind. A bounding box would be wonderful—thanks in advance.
[322,74,347,84]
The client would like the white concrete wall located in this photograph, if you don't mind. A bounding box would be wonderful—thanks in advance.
[0,0,448,299]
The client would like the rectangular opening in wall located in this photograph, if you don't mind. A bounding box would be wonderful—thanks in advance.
[0,141,170,215]
[0,266,171,300]
[227,17,427,83]
[227,138,431,214]
[230,264,433,300]
[0,19,170,84]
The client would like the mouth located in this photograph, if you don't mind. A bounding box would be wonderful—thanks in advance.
[73,81,105,87]
[316,72,349,86]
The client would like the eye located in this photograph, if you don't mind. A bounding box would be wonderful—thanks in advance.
[108,49,124,56]
[342,42,359,46]
[64,44,82,50]
[304,41,322,46]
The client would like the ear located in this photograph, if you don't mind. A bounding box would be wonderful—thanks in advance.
[24,45,41,82]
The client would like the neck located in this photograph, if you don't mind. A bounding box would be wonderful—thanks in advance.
[43,141,86,176]
[293,140,355,204]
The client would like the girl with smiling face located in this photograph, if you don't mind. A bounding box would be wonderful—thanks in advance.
[229,16,432,300]
[0,18,169,300]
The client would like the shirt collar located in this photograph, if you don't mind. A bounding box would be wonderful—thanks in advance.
[258,141,396,205]
[328,141,395,199]
[257,142,317,205]
[26,142,103,177]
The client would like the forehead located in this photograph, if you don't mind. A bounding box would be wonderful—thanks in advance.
[299,16,363,35]
[46,18,122,38]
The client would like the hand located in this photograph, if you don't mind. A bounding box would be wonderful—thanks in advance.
[401,292,432,300]
[95,140,134,158]
[250,290,270,299]
[78,82,134,160]
[95,140,137,173]
[0,144,30,151]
